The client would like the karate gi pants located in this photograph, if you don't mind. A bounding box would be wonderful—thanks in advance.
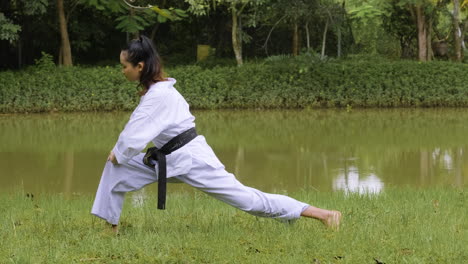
[91,153,309,225]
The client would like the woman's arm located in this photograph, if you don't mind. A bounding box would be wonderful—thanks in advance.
[111,89,174,165]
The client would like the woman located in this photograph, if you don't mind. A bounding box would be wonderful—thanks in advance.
[91,36,342,232]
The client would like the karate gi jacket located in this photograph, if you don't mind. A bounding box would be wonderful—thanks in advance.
[112,78,224,178]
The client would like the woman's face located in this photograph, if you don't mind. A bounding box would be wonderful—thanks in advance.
[120,51,143,82]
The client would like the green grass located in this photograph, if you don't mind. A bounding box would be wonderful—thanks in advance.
[1,188,467,263]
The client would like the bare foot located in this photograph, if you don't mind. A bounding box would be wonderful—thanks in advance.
[321,211,342,230]
[111,224,118,234]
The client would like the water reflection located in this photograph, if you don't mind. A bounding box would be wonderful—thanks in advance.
[333,166,384,194]
[0,109,467,194]
[131,189,147,208]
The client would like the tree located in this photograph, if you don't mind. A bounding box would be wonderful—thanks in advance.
[414,3,430,61]
[363,0,442,61]
[452,0,468,61]
[382,1,417,58]
[0,0,48,68]
[347,0,391,55]
[394,0,444,61]
[0,13,21,44]
[462,1,468,57]
[349,0,460,61]
[56,0,186,66]
[186,0,266,66]
[114,0,187,41]
[317,0,347,59]
[376,0,433,61]
[57,0,73,66]
[262,0,317,56]
[260,0,349,58]
[453,0,462,61]
[283,0,311,56]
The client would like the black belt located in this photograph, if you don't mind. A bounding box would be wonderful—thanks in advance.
[143,127,198,210]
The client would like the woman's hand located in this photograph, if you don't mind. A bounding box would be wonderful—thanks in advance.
[107,151,118,165]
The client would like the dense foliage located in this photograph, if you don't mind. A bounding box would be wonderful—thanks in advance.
[1,0,467,69]
[1,55,467,113]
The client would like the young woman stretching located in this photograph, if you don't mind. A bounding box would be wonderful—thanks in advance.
[91,36,342,232]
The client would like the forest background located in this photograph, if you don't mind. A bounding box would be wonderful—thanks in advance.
[2,0,468,68]
[0,0,467,112]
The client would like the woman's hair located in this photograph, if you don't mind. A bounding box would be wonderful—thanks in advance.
[121,35,166,94]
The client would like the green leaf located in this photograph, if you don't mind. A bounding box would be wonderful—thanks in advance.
[175,9,189,17]
[157,15,168,23]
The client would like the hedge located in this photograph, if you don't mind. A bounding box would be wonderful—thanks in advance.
[1,56,467,113]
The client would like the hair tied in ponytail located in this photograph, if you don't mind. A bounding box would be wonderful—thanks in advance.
[122,35,166,94]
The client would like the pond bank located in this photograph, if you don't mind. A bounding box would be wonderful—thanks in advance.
[1,188,466,263]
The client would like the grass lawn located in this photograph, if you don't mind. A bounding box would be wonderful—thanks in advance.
[1,187,467,263]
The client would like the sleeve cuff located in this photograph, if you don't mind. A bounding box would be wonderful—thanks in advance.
[112,145,130,165]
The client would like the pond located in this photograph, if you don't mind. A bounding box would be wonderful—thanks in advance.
[1,109,467,196]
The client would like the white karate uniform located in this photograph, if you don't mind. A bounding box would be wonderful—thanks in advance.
[91,78,309,225]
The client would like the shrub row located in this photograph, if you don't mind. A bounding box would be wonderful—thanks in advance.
[1,57,467,113]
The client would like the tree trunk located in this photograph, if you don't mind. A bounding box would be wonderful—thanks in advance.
[292,23,299,56]
[150,0,165,42]
[57,0,72,66]
[58,45,63,65]
[427,19,433,61]
[337,25,342,58]
[305,22,310,51]
[17,36,22,68]
[400,36,414,58]
[462,20,467,49]
[232,9,243,66]
[321,18,329,60]
[453,0,462,62]
[150,23,160,43]
[415,5,427,62]
[462,20,467,61]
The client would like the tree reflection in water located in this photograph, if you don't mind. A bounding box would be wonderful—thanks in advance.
[333,166,384,194]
